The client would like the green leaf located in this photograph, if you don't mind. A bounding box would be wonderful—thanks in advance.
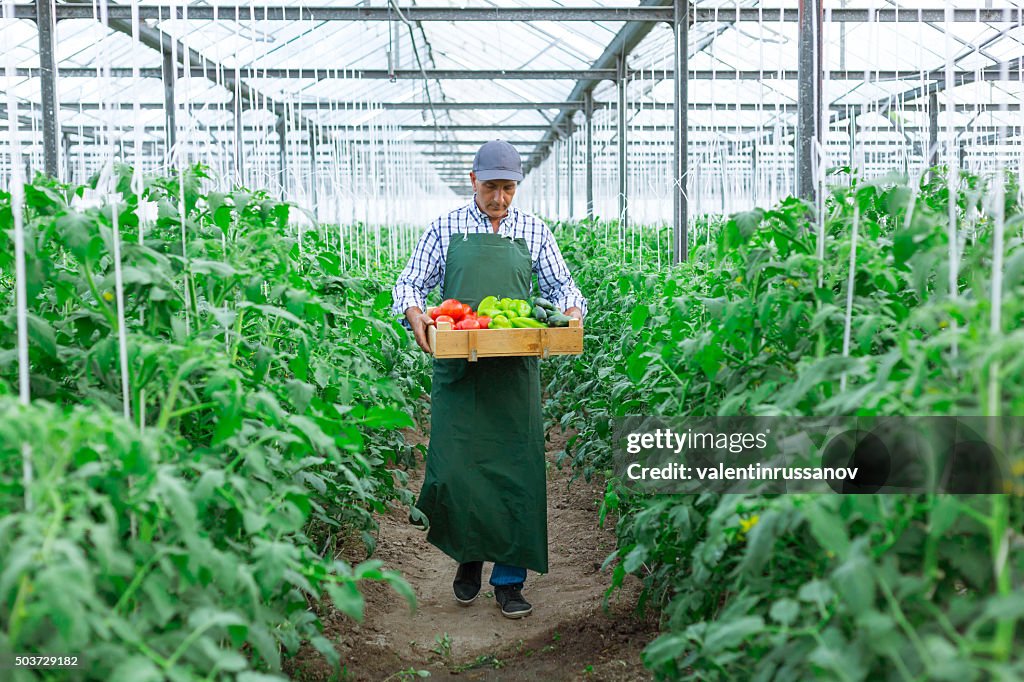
[191,259,237,278]
[156,469,197,536]
[981,592,1024,621]
[702,615,764,654]
[622,545,648,573]
[798,580,834,605]
[110,656,163,682]
[805,501,849,559]
[326,581,365,622]
[362,406,414,429]
[769,599,800,626]
[27,313,58,358]
[382,570,417,610]
[642,633,688,668]
[630,304,649,331]
[240,302,305,326]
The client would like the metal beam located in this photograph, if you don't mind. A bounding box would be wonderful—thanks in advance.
[60,0,317,145]
[35,0,60,178]
[162,52,176,152]
[37,124,1019,138]
[567,132,574,220]
[411,139,544,146]
[37,101,1024,113]
[29,5,1024,23]
[523,0,673,175]
[673,0,688,264]
[797,0,823,202]
[47,5,676,21]
[692,7,1024,23]
[928,91,939,171]
[585,91,594,220]
[276,116,287,195]
[16,66,1021,82]
[827,56,1024,130]
[617,56,628,230]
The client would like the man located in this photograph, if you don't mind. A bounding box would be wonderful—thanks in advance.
[392,139,587,619]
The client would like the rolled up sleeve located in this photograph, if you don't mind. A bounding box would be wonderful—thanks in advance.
[392,221,443,328]
[535,226,588,318]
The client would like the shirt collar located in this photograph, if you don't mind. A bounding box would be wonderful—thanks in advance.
[469,195,516,233]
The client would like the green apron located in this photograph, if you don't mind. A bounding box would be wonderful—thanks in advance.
[415,231,548,574]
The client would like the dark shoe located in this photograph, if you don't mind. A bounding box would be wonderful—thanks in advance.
[453,562,483,605]
[494,584,533,619]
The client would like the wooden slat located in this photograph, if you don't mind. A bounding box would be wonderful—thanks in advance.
[428,318,583,360]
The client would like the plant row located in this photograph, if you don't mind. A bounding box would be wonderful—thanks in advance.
[0,165,431,680]
[544,169,1024,680]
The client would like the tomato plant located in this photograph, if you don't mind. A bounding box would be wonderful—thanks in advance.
[0,165,430,680]
[544,169,1024,680]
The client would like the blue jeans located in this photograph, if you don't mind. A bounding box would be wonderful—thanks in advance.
[489,563,527,586]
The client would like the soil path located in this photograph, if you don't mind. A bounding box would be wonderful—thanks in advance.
[297,426,659,681]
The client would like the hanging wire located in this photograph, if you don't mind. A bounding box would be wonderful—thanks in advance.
[944,5,960,363]
[3,0,33,511]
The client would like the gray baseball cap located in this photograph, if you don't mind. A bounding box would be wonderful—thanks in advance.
[473,139,524,181]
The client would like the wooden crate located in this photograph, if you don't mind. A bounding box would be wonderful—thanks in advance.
[429,318,583,361]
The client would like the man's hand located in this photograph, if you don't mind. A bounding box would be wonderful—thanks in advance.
[405,306,435,353]
[564,306,583,322]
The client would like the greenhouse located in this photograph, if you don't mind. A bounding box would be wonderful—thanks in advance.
[1,0,1023,680]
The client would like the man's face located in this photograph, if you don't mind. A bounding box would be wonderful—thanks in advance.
[471,172,517,219]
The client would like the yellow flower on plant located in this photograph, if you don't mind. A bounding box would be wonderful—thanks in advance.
[103,291,114,302]
[939,320,949,329]
[735,276,743,283]
[739,515,760,534]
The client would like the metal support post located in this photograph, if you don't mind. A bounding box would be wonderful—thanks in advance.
[554,137,561,220]
[584,91,594,220]
[750,141,758,204]
[928,91,939,172]
[233,92,244,182]
[162,53,177,153]
[62,132,73,183]
[796,0,823,202]
[616,55,628,231]
[276,116,288,197]
[309,127,318,217]
[848,110,857,171]
[567,125,575,220]
[673,0,689,263]
[36,0,60,178]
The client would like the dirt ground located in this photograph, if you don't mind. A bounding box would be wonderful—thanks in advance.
[290,426,660,682]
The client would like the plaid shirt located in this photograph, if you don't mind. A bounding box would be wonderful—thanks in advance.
[392,198,588,325]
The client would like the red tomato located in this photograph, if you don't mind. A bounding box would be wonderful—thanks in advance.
[427,307,441,320]
[477,315,491,329]
[461,303,474,318]
[435,315,455,327]
[439,299,465,321]
[458,318,480,330]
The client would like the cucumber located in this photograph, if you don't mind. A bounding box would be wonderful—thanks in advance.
[546,313,571,327]
[532,305,548,321]
[511,316,548,329]
[532,296,558,311]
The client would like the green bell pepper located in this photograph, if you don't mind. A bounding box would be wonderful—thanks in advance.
[477,295,500,316]
[510,316,548,329]
[490,314,512,329]
[510,299,532,318]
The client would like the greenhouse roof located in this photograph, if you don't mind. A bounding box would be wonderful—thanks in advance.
[2,0,1023,194]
